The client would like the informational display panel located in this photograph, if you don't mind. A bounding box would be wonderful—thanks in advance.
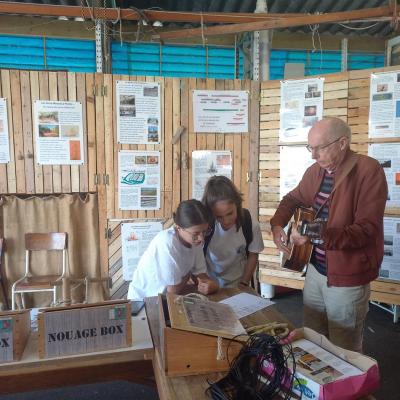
[118,150,161,210]
[116,80,161,144]
[192,150,232,199]
[279,145,314,198]
[279,77,324,143]
[34,100,84,165]
[369,143,400,208]
[381,217,400,281]
[121,221,162,281]
[369,71,400,138]
[0,98,10,163]
[193,90,248,133]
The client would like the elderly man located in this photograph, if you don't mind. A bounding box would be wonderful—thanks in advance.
[271,117,387,352]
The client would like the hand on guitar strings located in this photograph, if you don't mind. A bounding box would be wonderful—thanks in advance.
[299,219,326,244]
[271,226,290,255]
[290,222,310,246]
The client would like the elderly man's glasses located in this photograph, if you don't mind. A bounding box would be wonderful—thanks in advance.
[306,137,343,153]
[179,226,212,241]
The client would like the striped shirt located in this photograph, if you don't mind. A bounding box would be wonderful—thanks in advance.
[310,170,334,275]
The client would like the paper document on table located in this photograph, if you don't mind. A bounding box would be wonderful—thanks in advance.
[219,293,274,319]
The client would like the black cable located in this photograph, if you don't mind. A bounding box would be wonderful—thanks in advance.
[206,333,300,400]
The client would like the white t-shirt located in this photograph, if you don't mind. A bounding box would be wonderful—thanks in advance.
[127,226,207,300]
[205,219,264,288]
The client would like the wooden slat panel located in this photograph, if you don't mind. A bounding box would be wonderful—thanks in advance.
[10,70,25,194]
[38,71,52,193]
[1,71,16,193]
[112,74,122,220]
[86,73,96,193]
[76,73,88,192]
[49,72,61,193]
[172,78,181,211]
[103,73,114,219]
[180,79,189,201]
[20,70,35,194]
[58,71,71,193]
[30,71,43,194]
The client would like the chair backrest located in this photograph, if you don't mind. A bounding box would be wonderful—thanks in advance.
[25,233,67,251]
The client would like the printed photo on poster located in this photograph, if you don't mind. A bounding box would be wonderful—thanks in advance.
[192,150,232,199]
[34,100,84,165]
[118,150,161,210]
[116,81,161,144]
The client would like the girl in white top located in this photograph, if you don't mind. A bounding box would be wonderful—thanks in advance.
[202,176,264,288]
[127,199,219,300]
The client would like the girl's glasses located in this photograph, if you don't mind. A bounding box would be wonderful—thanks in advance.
[179,226,212,241]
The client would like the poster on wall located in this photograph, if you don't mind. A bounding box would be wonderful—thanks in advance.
[118,150,160,210]
[34,100,84,165]
[193,90,248,133]
[279,77,324,143]
[381,217,400,281]
[192,150,232,200]
[116,80,161,144]
[121,221,162,281]
[368,143,400,207]
[369,71,400,138]
[0,98,10,163]
[279,146,314,198]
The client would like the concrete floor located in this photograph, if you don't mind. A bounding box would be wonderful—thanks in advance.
[0,290,398,400]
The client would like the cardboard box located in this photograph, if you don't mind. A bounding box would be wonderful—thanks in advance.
[157,294,244,377]
[263,327,379,400]
[37,300,132,358]
[0,309,30,362]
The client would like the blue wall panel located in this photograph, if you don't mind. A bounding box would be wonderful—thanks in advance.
[0,34,96,72]
[111,42,244,79]
[270,49,384,80]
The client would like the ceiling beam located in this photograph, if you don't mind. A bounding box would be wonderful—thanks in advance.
[155,6,393,40]
[0,2,294,23]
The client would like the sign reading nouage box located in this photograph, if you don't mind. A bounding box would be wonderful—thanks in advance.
[37,301,132,358]
[0,310,30,363]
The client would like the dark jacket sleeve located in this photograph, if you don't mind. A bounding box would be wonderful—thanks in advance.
[324,161,387,250]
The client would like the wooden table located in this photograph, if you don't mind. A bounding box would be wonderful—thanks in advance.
[146,288,293,400]
[0,314,154,394]
[146,288,376,400]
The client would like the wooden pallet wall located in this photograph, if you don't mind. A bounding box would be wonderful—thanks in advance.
[0,69,260,297]
[258,65,400,303]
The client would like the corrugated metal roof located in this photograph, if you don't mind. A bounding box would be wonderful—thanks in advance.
[8,0,395,37]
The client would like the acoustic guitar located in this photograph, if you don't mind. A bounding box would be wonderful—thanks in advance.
[282,207,315,272]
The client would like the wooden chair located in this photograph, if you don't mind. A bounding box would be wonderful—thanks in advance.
[0,239,10,310]
[11,232,67,310]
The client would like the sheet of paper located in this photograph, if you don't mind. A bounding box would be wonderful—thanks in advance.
[219,292,274,319]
